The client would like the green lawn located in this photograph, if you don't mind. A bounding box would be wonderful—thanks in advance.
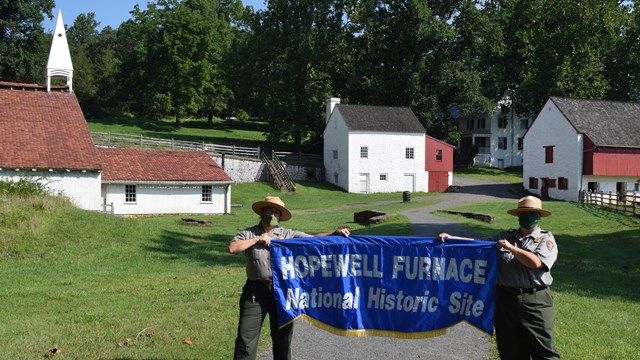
[2,179,639,359]
[0,181,436,359]
[86,115,303,152]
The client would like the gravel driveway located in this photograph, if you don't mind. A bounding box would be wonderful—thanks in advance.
[258,178,519,360]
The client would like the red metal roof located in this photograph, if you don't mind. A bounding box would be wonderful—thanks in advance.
[0,87,102,170]
[98,147,232,182]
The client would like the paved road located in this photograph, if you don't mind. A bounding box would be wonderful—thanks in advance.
[258,178,519,360]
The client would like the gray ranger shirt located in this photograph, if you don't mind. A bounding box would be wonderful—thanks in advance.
[232,224,312,281]
[490,227,558,288]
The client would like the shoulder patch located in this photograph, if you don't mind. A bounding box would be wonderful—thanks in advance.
[546,240,555,251]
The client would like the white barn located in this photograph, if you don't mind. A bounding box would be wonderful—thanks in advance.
[323,98,428,193]
[523,97,640,201]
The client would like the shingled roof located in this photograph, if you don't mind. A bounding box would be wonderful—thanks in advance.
[0,87,102,170]
[550,97,640,147]
[335,104,425,133]
[98,147,232,182]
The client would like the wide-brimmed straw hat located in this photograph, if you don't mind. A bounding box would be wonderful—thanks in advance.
[507,196,551,217]
[251,195,292,221]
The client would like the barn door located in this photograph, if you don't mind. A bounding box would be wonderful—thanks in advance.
[403,174,415,192]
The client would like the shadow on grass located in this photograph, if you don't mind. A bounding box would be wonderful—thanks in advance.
[552,227,640,301]
[144,230,243,267]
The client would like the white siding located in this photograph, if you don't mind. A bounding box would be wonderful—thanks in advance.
[346,132,427,193]
[103,183,229,215]
[523,100,583,201]
[0,169,101,210]
[323,111,350,190]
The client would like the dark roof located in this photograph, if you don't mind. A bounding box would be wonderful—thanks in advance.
[98,147,232,182]
[335,104,425,133]
[0,87,102,170]
[550,97,640,147]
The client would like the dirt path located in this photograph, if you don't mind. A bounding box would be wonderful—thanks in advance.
[258,178,518,360]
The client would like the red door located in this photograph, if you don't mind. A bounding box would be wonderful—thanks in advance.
[429,171,449,192]
[541,178,549,199]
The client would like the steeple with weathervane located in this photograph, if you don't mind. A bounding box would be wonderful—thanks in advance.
[46,10,73,92]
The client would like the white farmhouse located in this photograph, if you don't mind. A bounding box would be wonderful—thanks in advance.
[323,98,428,193]
[523,97,640,201]
[453,91,530,169]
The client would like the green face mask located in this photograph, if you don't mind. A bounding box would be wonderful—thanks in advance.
[261,213,279,227]
[519,212,540,230]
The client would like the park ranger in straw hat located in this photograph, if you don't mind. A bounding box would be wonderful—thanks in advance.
[438,196,560,359]
[229,195,350,360]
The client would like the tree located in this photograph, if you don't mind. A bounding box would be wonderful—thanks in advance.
[0,0,54,82]
[248,0,347,151]
[118,0,239,127]
[493,0,632,114]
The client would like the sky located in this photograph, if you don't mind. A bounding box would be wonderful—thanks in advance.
[43,0,266,31]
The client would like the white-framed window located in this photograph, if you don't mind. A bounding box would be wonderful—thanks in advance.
[520,119,529,129]
[202,185,212,202]
[380,174,387,181]
[477,118,486,129]
[360,146,368,158]
[125,185,136,203]
[436,149,443,161]
[405,147,414,159]
[498,117,508,128]
[498,137,507,150]
[332,150,338,159]
[517,137,523,150]
[466,119,474,130]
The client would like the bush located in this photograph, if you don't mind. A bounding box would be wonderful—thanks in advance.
[0,179,48,196]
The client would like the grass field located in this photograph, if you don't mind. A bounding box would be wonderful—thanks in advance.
[0,181,436,359]
[2,175,639,359]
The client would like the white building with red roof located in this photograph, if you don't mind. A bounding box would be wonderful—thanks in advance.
[0,11,233,215]
[98,148,232,215]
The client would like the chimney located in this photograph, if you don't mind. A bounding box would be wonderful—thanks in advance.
[326,97,340,123]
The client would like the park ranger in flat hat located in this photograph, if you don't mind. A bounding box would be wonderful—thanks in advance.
[438,196,560,360]
[229,195,350,360]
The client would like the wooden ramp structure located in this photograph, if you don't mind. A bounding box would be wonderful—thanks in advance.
[261,151,296,193]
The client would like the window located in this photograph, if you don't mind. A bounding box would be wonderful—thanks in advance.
[334,173,339,183]
[125,185,136,203]
[517,137,523,150]
[558,177,569,190]
[529,177,538,189]
[332,150,338,159]
[380,174,387,181]
[405,147,414,159]
[498,117,508,128]
[547,178,557,188]
[635,182,640,191]
[498,137,507,150]
[466,119,475,130]
[436,149,443,161]
[520,119,529,129]
[202,185,212,202]
[477,118,486,129]
[360,146,368,158]
[544,146,554,163]
[588,182,599,192]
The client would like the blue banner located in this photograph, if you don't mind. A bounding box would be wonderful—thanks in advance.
[270,235,497,338]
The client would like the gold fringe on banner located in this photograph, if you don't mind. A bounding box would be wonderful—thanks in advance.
[282,314,453,339]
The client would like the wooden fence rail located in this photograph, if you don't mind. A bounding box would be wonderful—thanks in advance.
[579,190,640,216]
[91,132,322,163]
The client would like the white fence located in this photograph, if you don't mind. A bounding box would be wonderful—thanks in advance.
[91,132,322,163]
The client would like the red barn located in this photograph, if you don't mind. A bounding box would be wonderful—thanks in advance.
[524,97,640,201]
[425,135,455,192]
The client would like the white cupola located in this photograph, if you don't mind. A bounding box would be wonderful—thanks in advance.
[46,10,74,92]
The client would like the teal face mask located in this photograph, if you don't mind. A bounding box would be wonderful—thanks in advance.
[261,213,279,227]
[519,212,540,230]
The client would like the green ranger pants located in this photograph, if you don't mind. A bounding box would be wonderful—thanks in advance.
[495,286,560,360]
[233,280,293,360]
